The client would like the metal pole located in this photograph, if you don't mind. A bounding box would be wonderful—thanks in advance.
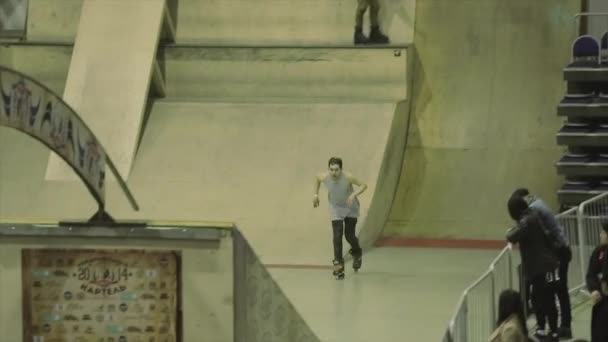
[490,268,497,334]
[573,12,608,37]
[463,295,468,342]
[577,203,588,292]
[507,246,513,289]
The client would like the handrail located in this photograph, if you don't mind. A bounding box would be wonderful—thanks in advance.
[444,204,586,341]
[573,12,608,37]
[445,245,511,341]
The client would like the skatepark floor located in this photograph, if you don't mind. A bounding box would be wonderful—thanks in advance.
[268,246,594,342]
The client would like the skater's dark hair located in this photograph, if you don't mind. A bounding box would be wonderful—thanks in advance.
[496,289,528,336]
[511,188,530,198]
[602,221,608,234]
[328,157,342,169]
[507,195,529,221]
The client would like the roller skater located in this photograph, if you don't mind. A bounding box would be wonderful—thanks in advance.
[313,157,368,279]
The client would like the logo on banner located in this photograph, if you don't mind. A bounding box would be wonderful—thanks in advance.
[74,258,132,296]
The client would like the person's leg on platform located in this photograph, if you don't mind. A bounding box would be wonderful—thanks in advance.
[367,0,389,44]
[354,0,369,45]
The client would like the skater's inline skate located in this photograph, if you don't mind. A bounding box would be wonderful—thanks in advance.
[349,248,362,272]
[332,259,345,280]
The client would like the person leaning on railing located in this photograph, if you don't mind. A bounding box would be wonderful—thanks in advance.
[511,188,572,339]
[585,222,608,342]
[506,196,560,342]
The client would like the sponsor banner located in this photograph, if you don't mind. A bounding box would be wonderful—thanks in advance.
[23,249,179,342]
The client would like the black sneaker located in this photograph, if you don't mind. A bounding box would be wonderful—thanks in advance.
[354,27,368,45]
[557,327,572,339]
[368,25,390,45]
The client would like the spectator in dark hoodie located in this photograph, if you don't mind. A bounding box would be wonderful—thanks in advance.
[506,195,559,342]
[586,222,608,342]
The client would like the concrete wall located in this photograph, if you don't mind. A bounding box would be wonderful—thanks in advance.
[385,0,580,240]
[163,47,408,101]
[7,45,72,94]
[0,46,13,66]
[233,230,320,342]
[0,231,234,341]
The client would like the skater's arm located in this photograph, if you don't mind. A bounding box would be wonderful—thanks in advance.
[346,173,368,197]
[313,173,325,207]
[314,173,323,196]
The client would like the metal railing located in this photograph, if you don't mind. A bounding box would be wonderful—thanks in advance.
[445,245,514,342]
[557,206,586,294]
[443,199,602,342]
[574,12,608,38]
[577,192,608,293]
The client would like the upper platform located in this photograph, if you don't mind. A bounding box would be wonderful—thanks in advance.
[26,0,416,46]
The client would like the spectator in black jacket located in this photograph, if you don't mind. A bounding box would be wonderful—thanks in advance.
[511,188,572,338]
[586,222,608,342]
[506,196,559,342]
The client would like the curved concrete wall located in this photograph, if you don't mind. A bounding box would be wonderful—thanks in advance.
[385,0,580,240]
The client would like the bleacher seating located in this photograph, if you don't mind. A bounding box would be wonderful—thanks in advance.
[557,33,608,207]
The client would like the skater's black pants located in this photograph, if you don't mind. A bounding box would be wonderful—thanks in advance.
[332,217,361,263]
[531,271,559,333]
[592,299,608,342]
[556,246,572,328]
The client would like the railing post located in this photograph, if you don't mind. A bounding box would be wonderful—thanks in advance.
[507,245,513,288]
[577,203,588,291]
[463,294,468,342]
[490,267,496,333]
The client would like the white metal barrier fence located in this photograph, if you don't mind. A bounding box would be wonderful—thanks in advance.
[444,246,515,342]
[443,201,600,342]
[559,207,586,294]
[577,191,608,293]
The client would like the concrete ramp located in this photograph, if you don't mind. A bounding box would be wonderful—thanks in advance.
[136,100,407,264]
[45,0,170,181]
[0,46,410,265]
[384,0,579,240]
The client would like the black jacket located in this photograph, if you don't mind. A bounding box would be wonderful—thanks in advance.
[506,208,558,279]
[587,245,608,297]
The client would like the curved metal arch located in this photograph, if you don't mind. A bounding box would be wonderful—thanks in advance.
[0,65,139,216]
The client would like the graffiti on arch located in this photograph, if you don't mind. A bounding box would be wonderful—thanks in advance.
[0,66,106,205]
